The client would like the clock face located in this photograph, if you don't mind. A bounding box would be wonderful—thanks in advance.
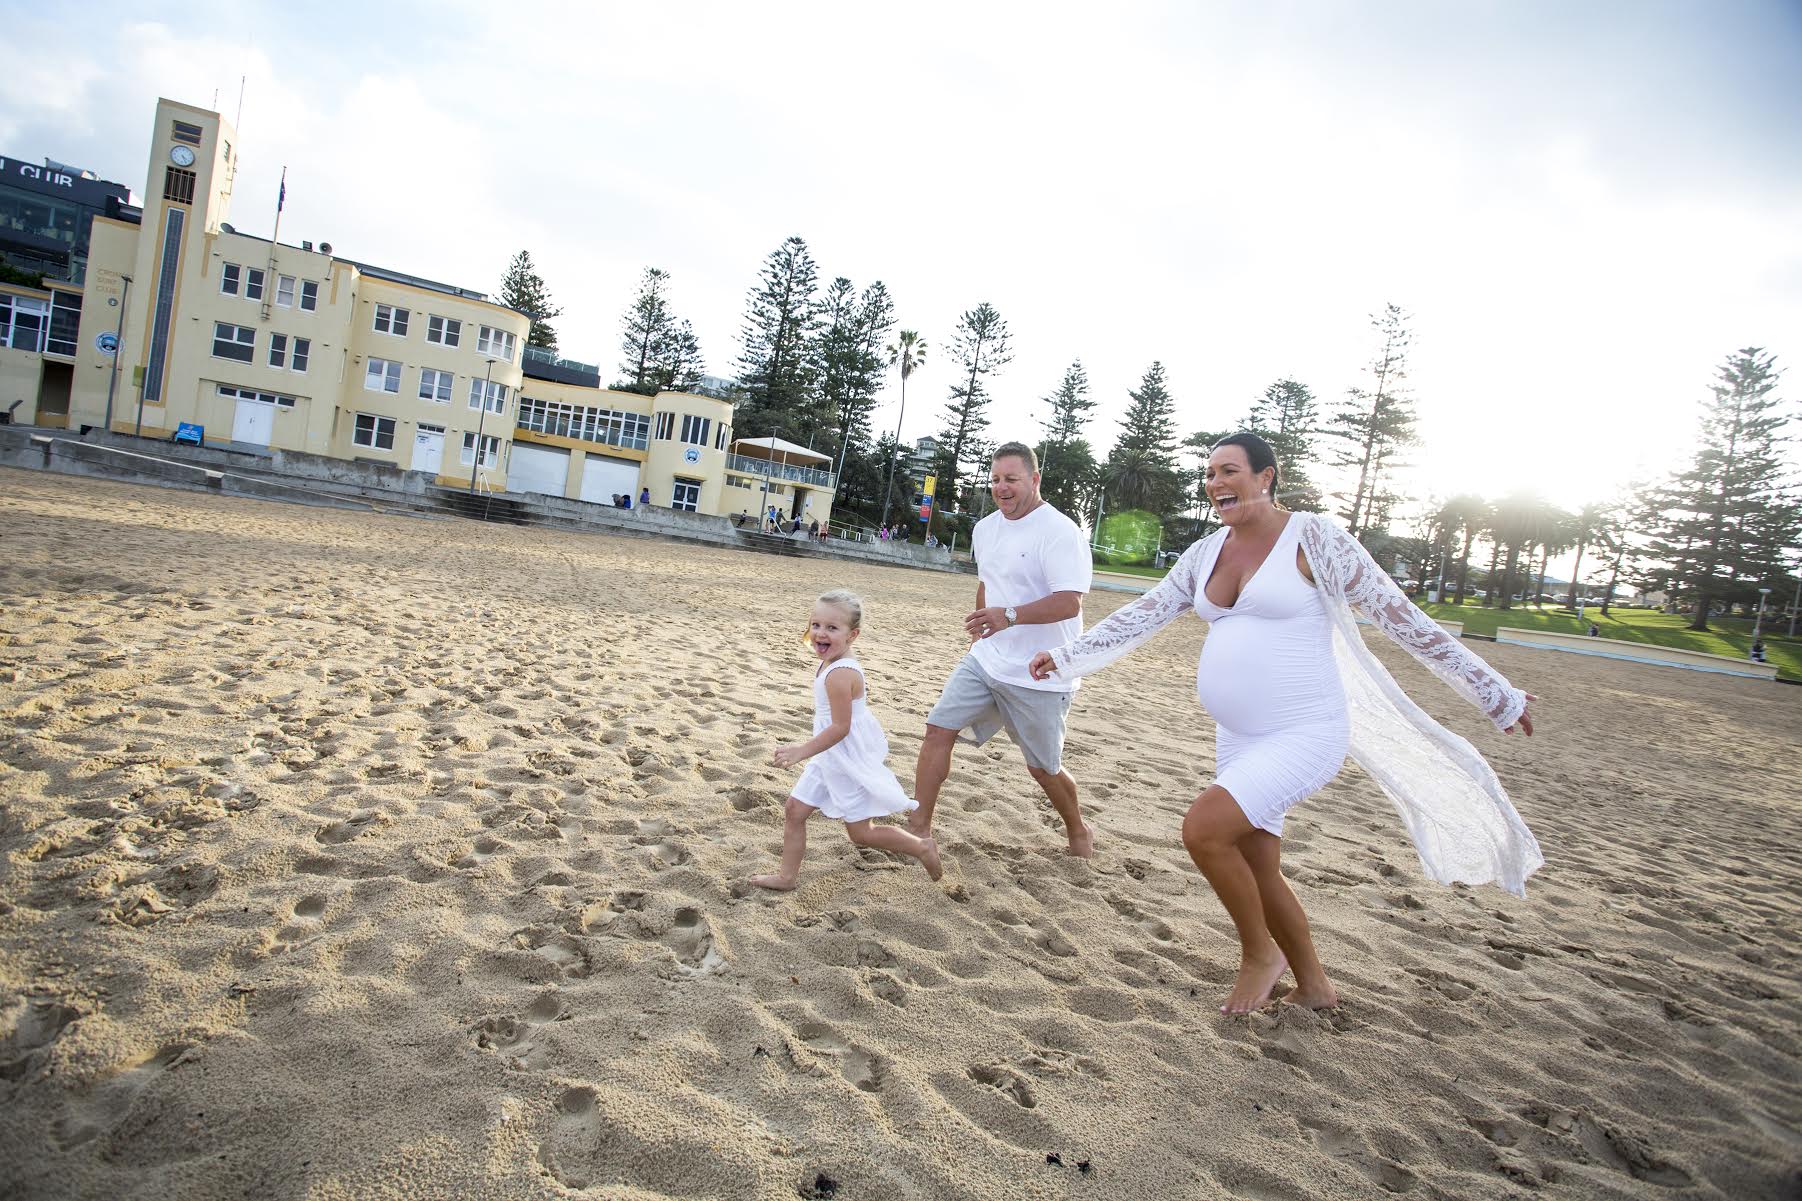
[169,145,196,167]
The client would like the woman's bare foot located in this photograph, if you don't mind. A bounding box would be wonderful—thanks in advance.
[919,836,943,881]
[1280,985,1340,1010]
[748,873,797,892]
[1221,950,1288,1014]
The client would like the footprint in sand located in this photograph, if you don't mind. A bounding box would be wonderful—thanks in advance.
[967,1063,1038,1108]
[52,1042,197,1150]
[474,992,567,1069]
[511,927,595,979]
[791,1022,888,1093]
[0,998,82,1083]
[455,834,508,869]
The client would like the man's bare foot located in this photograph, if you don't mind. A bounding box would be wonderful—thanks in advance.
[918,836,943,881]
[1280,985,1340,1010]
[1065,825,1094,859]
[1221,951,1288,1014]
[747,873,797,892]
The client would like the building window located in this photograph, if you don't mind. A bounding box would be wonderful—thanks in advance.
[426,315,461,346]
[671,480,701,512]
[164,167,196,204]
[364,357,401,393]
[46,290,79,357]
[244,268,265,301]
[714,423,730,451]
[291,337,310,372]
[654,412,675,440]
[276,275,296,307]
[476,325,516,361]
[461,432,500,468]
[374,304,409,336]
[419,367,453,402]
[171,120,203,145]
[212,321,255,362]
[269,333,287,368]
[300,280,318,311]
[679,414,711,446]
[468,377,507,414]
[221,262,241,295]
[219,384,295,410]
[353,413,397,451]
[515,397,650,451]
[0,295,47,352]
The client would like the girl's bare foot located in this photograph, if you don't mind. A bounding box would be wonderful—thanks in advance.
[748,873,797,892]
[1221,950,1288,1014]
[1280,985,1340,1010]
[919,836,943,881]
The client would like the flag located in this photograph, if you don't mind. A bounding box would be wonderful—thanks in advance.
[277,167,286,213]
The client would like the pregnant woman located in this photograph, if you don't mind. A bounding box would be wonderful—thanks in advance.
[1030,433,1541,1014]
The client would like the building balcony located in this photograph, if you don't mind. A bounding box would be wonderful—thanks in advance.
[726,452,836,491]
[521,345,601,388]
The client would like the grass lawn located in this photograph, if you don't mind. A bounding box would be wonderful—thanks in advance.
[1423,601,1801,682]
[1092,563,1172,580]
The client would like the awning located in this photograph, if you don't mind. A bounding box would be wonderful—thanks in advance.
[731,436,830,463]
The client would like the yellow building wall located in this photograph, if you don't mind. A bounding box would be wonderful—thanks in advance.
[0,345,45,425]
[70,217,146,430]
[513,380,653,500]
[642,391,733,512]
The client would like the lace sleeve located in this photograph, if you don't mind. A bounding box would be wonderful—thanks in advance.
[1047,536,1209,679]
[1305,518,1527,731]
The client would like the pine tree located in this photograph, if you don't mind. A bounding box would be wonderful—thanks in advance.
[735,236,823,444]
[814,279,896,460]
[1328,304,1417,535]
[499,250,563,350]
[934,303,1013,524]
[1243,378,1323,511]
[1104,362,1184,518]
[1037,360,1098,516]
[1644,348,1796,630]
[617,267,705,396]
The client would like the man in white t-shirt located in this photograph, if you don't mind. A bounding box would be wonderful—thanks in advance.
[911,442,1095,856]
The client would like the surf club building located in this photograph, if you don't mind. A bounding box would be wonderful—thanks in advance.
[0,96,835,525]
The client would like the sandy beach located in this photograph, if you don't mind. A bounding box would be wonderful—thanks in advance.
[1,466,1798,1201]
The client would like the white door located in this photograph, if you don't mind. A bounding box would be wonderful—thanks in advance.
[412,426,444,474]
[231,397,274,446]
[507,442,572,497]
[578,455,641,504]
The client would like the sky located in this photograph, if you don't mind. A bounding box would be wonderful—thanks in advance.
[5,0,1800,544]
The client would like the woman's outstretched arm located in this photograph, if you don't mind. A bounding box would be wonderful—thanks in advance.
[1034,537,1210,681]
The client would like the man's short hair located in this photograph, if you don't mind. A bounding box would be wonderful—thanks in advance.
[991,441,1039,473]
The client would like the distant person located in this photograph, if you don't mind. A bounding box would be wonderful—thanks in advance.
[1588,623,1600,637]
[734,510,747,528]
[911,442,1094,859]
[808,518,819,539]
[1028,432,1540,1014]
[748,589,942,891]
[1751,638,1767,663]
[639,487,651,507]
[611,494,622,507]
[621,493,632,510]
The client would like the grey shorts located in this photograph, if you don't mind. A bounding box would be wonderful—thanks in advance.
[925,654,1072,773]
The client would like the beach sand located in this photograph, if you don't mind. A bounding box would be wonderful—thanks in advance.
[1,466,1798,1200]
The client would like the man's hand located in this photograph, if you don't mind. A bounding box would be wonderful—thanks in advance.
[1028,651,1058,681]
[772,744,806,768]
[964,606,1010,641]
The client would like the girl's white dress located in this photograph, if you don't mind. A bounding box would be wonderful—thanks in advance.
[1050,512,1544,896]
[791,658,918,823]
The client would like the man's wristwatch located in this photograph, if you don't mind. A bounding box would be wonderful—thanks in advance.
[1003,606,1018,627]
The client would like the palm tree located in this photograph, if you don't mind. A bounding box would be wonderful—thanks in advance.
[1562,501,1612,608]
[879,330,927,530]
[1103,448,1159,510]
[1533,508,1575,606]
[1490,491,1551,611]
[1439,493,1490,605]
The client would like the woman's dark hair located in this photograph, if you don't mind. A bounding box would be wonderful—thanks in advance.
[1211,432,1280,503]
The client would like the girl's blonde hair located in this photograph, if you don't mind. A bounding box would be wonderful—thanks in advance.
[802,588,864,645]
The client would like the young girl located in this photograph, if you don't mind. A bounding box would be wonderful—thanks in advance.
[750,589,943,890]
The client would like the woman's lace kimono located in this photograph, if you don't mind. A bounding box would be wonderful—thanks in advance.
[1051,513,1543,896]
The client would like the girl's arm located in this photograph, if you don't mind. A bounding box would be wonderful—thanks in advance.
[773,668,860,768]
[1311,518,1530,732]
[1032,538,1207,681]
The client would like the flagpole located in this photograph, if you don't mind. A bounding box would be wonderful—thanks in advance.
[260,166,285,323]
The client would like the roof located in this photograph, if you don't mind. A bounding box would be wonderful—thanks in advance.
[731,436,830,462]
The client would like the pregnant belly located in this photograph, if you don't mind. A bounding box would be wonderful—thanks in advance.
[1195,614,1343,735]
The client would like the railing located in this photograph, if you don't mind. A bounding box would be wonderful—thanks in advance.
[522,346,600,376]
[726,452,836,490]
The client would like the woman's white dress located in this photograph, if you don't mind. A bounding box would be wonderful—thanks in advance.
[791,659,918,823]
[1049,512,1544,896]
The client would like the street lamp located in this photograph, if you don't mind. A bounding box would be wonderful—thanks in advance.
[1752,586,1772,648]
[103,273,132,433]
[468,357,496,494]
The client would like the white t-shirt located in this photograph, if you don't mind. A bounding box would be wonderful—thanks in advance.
[969,502,1092,691]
